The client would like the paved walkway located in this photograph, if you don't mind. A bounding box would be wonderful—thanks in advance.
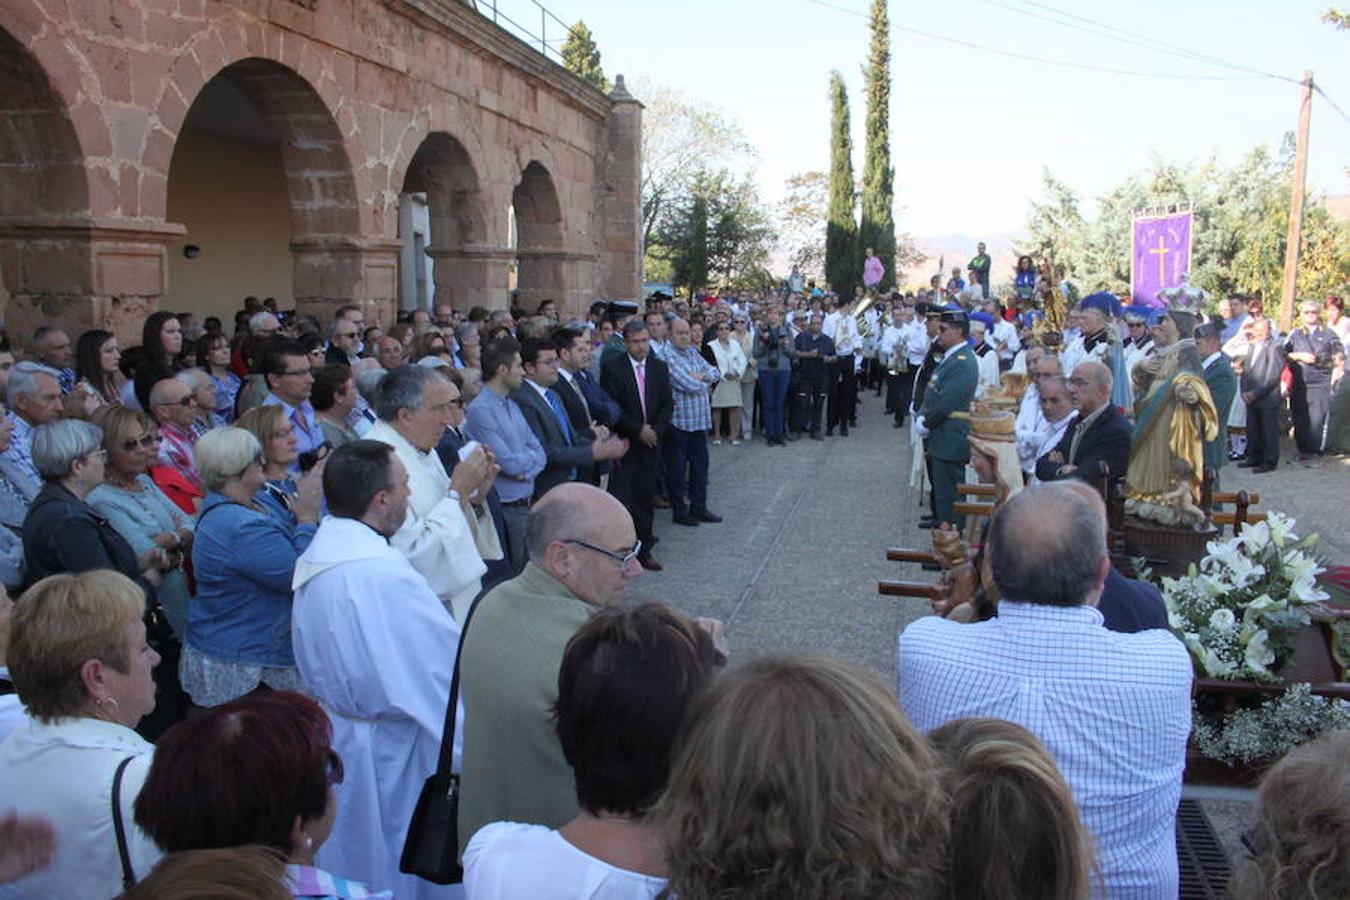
[627,389,928,678]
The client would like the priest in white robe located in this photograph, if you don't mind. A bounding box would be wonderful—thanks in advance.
[292,439,464,900]
[364,365,495,618]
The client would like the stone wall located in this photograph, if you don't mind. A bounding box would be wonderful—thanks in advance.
[0,0,642,349]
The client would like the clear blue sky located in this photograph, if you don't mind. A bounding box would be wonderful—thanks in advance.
[501,0,1349,238]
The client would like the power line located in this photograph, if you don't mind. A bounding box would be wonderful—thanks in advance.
[1313,84,1350,124]
[1008,0,1301,84]
[804,0,1275,81]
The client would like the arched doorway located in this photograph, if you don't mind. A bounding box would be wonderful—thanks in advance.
[165,58,359,326]
[399,132,489,314]
[0,26,91,343]
[511,161,564,315]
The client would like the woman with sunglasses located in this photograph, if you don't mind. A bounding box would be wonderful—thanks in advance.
[180,427,316,709]
[708,321,747,445]
[134,691,392,898]
[87,406,195,639]
[731,315,757,442]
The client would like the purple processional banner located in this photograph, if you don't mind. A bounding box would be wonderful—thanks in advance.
[1131,211,1193,308]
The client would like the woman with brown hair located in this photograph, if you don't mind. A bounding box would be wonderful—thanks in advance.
[657,655,948,900]
[1228,729,1349,900]
[928,717,1095,900]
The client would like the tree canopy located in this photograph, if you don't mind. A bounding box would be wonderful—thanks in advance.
[560,20,609,92]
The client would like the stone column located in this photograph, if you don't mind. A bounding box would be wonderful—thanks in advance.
[516,249,598,319]
[0,218,183,351]
[595,75,643,302]
[426,244,515,312]
[291,236,402,327]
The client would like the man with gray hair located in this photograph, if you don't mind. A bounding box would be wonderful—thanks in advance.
[33,326,75,394]
[365,364,495,618]
[457,483,643,855]
[1035,360,1132,487]
[3,361,65,497]
[898,482,1192,898]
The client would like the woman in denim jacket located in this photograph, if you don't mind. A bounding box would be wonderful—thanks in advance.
[180,427,322,709]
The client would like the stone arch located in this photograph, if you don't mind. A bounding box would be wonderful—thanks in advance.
[0,24,94,345]
[163,56,368,324]
[399,131,497,312]
[512,160,568,313]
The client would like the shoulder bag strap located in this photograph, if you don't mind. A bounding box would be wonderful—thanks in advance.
[433,592,485,777]
[111,755,137,889]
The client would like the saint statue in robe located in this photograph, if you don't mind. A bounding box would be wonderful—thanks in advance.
[1124,315,1219,526]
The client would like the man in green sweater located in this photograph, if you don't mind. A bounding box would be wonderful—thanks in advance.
[457,482,643,855]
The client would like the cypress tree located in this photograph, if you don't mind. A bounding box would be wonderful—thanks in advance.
[825,71,857,294]
[561,20,610,92]
[859,0,895,291]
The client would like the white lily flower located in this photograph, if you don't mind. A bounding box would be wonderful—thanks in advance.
[1209,608,1237,631]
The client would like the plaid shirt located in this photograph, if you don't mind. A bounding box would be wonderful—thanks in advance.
[898,601,1193,899]
[158,422,204,491]
[0,413,41,496]
[664,344,719,432]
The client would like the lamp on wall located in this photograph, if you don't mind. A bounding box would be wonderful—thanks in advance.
[183,244,201,259]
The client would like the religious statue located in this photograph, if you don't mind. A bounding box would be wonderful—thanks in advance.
[1160,459,1208,531]
[1124,311,1220,526]
[1156,271,1208,313]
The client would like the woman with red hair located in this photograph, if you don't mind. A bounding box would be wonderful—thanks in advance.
[133,691,391,898]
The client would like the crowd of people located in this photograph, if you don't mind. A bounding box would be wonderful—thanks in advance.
[0,276,1344,899]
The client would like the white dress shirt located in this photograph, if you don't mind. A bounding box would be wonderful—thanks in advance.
[0,717,162,897]
[897,602,1192,900]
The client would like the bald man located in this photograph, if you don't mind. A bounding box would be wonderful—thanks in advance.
[456,483,643,853]
[898,482,1191,898]
[1035,360,1132,487]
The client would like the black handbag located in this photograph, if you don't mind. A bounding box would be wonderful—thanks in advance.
[399,593,482,884]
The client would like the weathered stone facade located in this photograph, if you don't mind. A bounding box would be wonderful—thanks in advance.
[0,0,642,347]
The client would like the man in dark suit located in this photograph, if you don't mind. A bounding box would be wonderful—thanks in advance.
[1195,322,1238,482]
[553,327,617,485]
[1036,360,1132,487]
[513,337,628,499]
[600,319,673,571]
[1240,317,1285,472]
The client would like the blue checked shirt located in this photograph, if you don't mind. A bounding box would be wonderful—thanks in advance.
[664,344,719,433]
[897,601,1193,900]
[0,413,41,496]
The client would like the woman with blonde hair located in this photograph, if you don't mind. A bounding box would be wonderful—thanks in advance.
[928,717,1094,900]
[657,655,948,900]
[1229,729,1349,900]
[235,404,326,527]
[0,571,164,896]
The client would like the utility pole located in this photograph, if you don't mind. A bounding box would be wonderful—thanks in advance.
[1278,71,1313,333]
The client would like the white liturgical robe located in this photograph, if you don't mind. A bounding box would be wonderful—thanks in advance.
[366,420,485,612]
[292,516,464,900]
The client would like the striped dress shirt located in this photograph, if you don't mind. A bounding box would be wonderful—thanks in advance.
[897,601,1193,900]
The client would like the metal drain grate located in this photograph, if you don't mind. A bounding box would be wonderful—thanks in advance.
[1177,798,1232,899]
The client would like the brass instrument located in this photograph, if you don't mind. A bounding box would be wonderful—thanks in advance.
[855,292,879,339]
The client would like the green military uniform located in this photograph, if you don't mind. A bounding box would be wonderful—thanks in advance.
[1202,352,1238,480]
[921,343,979,529]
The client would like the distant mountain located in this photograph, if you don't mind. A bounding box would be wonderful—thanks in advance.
[899,231,1021,290]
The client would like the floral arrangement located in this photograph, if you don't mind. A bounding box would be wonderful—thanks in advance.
[1191,684,1350,766]
[1162,513,1329,682]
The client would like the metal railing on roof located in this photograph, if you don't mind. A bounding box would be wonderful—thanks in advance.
[472,0,584,63]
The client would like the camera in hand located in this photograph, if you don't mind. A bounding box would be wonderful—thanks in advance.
[298,441,331,473]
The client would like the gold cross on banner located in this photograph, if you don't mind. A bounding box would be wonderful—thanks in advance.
[1148,234,1170,283]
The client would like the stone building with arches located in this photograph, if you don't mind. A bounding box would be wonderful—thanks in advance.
[0,0,642,347]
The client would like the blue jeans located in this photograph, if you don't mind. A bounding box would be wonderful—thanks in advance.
[663,428,710,514]
[759,369,790,439]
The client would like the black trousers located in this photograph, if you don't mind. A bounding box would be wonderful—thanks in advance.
[890,369,916,424]
[802,378,827,435]
[1246,402,1280,467]
[828,361,857,429]
[1290,382,1331,454]
[609,444,660,553]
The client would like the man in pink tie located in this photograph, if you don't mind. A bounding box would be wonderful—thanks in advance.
[600,319,673,571]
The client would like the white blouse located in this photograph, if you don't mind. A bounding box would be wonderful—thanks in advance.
[0,716,162,898]
[464,822,667,900]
